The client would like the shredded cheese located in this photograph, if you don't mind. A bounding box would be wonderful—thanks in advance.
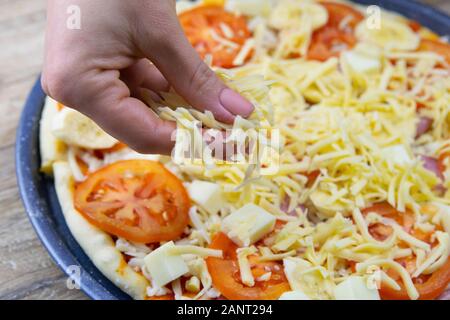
[237,246,258,287]
[167,245,223,258]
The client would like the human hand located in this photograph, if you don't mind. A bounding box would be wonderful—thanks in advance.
[42,0,254,155]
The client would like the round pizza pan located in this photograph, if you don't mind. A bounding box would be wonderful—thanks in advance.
[16,0,450,300]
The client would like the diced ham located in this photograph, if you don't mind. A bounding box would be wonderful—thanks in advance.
[420,155,447,195]
[421,155,444,180]
[415,116,433,138]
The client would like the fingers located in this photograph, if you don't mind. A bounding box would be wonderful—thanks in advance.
[44,68,176,155]
[136,9,254,124]
[219,88,255,117]
[120,59,170,98]
[101,97,176,155]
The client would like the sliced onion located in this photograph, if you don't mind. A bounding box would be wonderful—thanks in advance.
[420,155,444,181]
[416,116,433,138]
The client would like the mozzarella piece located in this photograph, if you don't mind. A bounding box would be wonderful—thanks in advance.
[221,204,276,247]
[52,108,117,149]
[334,276,380,300]
[143,242,189,287]
[279,290,310,300]
[381,145,413,166]
[187,181,225,215]
[344,51,381,73]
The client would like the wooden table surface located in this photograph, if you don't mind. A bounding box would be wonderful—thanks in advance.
[0,0,449,301]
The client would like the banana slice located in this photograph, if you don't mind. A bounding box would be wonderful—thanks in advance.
[52,107,117,149]
[269,0,328,31]
[40,97,67,174]
[355,16,420,51]
[176,0,200,14]
[225,0,272,17]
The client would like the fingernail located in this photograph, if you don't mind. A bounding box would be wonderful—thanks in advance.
[219,88,254,118]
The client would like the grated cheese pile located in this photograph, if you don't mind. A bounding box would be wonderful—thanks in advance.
[151,0,450,299]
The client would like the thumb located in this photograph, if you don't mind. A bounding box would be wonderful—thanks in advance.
[136,9,254,124]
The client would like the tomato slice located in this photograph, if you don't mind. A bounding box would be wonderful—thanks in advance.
[74,160,190,243]
[308,2,364,61]
[408,20,422,33]
[308,27,358,61]
[305,170,321,188]
[206,233,291,300]
[179,5,252,68]
[418,39,450,65]
[380,258,450,300]
[363,202,414,237]
[363,202,449,299]
[362,202,437,242]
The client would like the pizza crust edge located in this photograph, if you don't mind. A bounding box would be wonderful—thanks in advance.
[53,161,149,300]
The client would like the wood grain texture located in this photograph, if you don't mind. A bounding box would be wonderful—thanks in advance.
[0,0,448,300]
[0,0,87,300]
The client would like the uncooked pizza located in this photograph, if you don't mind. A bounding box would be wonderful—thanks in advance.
[40,0,450,300]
